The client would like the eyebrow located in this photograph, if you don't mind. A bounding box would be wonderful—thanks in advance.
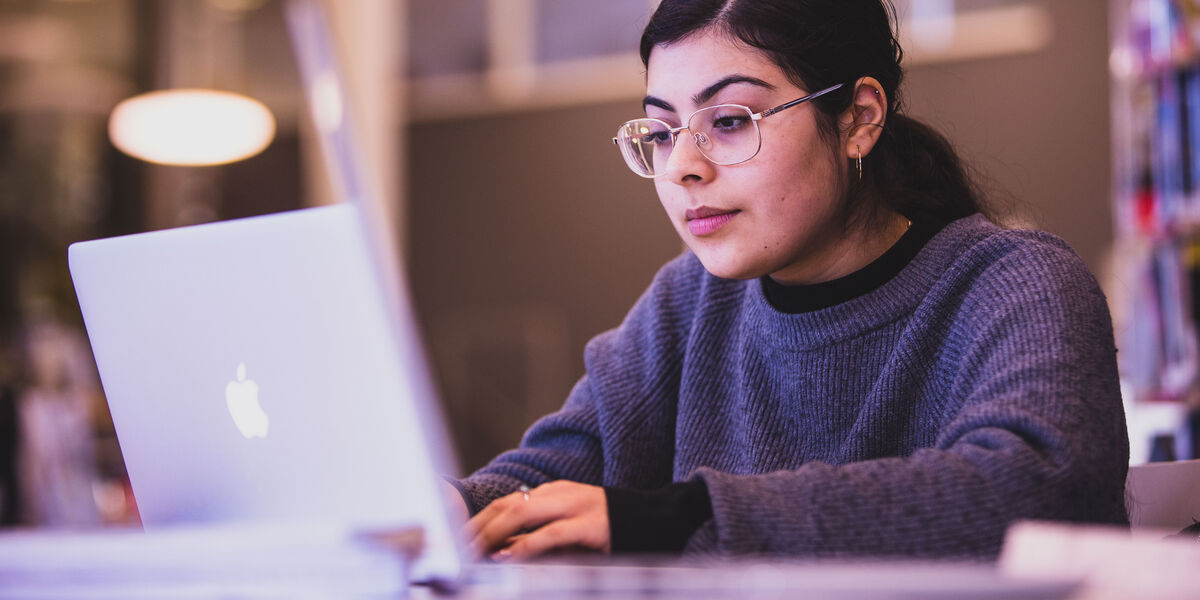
[642,75,777,113]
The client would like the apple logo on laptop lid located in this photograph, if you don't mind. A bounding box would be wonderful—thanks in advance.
[226,363,269,439]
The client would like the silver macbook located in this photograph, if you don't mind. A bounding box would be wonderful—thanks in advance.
[67,203,462,581]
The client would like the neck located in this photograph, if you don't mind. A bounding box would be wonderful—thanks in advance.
[768,210,910,286]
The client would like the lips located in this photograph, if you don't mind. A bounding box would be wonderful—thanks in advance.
[685,206,736,220]
[686,206,740,236]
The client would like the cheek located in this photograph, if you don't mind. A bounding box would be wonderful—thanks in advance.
[653,181,681,213]
[764,138,844,206]
[653,180,669,202]
[762,118,842,180]
[747,142,845,239]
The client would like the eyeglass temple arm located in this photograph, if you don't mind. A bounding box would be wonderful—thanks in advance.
[756,83,845,120]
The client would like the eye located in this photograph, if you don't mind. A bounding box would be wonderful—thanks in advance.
[711,114,751,132]
[641,130,673,144]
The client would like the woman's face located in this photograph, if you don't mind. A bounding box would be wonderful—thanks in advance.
[646,30,851,284]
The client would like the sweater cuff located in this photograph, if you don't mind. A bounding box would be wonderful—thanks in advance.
[606,479,713,554]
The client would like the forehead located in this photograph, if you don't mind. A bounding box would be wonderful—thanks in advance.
[645,29,788,106]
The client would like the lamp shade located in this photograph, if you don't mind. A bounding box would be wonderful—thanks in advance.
[108,89,276,166]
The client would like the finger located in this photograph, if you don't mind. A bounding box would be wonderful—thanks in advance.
[464,486,538,539]
[470,493,568,553]
[496,518,581,561]
[502,532,529,546]
[472,505,556,554]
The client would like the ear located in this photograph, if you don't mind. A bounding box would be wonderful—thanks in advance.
[840,76,887,160]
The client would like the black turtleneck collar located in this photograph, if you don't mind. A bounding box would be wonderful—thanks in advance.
[760,213,947,314]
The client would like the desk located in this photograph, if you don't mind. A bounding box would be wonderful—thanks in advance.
[427,561,1081,600]
[1,522,1196,599]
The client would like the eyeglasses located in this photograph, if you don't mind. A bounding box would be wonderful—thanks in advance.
[612,83,844,178]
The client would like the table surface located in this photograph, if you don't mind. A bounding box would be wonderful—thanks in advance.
[0,525,1083,600]
[3,521,1198,600]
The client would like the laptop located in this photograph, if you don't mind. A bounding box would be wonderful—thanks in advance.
[66,0,471,583]
[67,202,462,582]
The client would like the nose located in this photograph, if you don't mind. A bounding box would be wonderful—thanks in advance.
[662,130,715,184]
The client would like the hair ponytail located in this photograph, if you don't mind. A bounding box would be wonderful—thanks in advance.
[862,113,985,222]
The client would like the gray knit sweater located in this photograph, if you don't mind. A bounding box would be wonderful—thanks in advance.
[456,214,1130,558]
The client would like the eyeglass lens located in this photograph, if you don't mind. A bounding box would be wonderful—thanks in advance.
[615,105,761,178]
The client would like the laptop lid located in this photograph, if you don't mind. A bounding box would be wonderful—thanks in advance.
[67,203,461,580]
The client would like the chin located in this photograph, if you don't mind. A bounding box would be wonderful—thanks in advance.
[693,252,764,281]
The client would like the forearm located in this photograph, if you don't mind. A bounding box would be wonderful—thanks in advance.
[689,429,1127,558]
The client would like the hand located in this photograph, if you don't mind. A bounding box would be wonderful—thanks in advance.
[465,480,610,561]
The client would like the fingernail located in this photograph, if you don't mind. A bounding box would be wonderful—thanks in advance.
[492,549,512,562]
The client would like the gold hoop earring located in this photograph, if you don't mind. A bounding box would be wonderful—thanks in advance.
[856,145,863,181]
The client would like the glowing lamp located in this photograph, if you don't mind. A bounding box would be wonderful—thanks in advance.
[108,89,276,166]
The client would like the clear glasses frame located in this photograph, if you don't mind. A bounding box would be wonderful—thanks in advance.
[612,83,844,178]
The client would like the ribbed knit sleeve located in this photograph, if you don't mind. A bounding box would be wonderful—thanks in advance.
[686,225,1129,558]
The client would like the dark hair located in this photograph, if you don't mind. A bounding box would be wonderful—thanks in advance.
[640,0,987,230]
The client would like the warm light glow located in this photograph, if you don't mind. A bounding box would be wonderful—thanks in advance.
[108,89,276,166]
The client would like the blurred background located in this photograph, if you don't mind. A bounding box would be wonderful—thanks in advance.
[0,0,1192,531]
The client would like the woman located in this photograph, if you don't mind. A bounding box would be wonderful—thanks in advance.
[449,0,1129,560]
